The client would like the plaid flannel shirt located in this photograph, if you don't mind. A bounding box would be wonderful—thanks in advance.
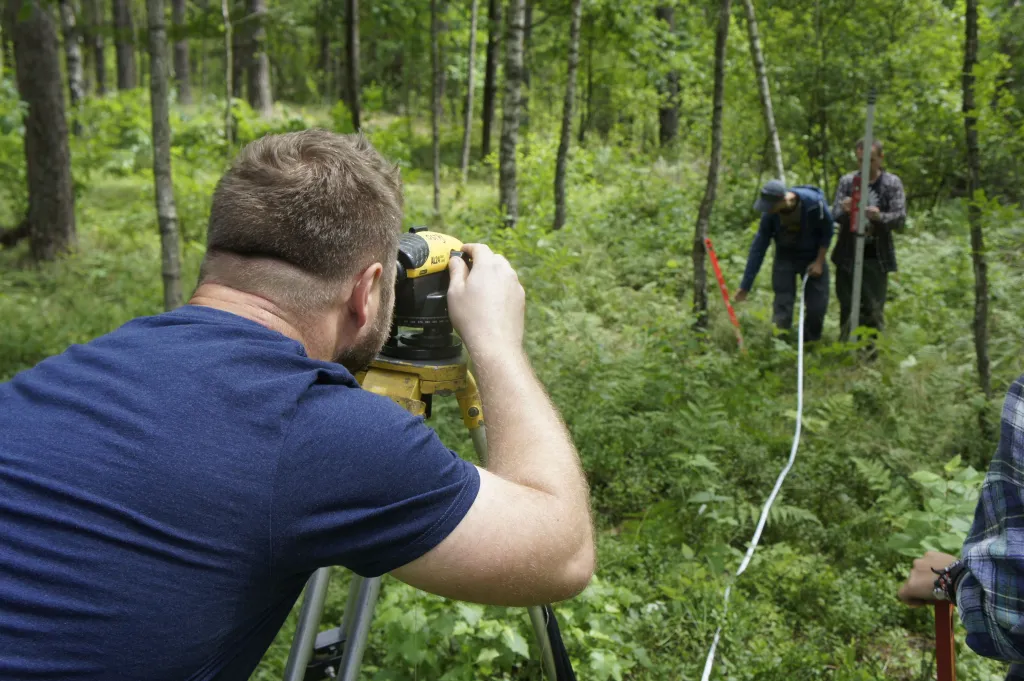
[830,170,906,274]
[957,375,1024,670]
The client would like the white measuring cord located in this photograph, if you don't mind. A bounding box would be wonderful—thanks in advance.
[698,273,809,681]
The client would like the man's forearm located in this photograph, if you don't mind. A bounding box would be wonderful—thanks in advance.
[816,246,827,264]
[470,347,591,520]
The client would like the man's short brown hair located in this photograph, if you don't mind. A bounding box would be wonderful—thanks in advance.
[200,130,403,309]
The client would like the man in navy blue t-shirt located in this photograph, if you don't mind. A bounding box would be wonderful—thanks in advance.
[0,130,595,680]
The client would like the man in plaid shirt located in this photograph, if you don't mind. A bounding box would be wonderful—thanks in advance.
[899,374,1024,677]
[830,139,906,341]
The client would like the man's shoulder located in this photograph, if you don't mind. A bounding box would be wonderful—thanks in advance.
[881,170,905,186]
[288,378,429,448]
[838,172,857,185]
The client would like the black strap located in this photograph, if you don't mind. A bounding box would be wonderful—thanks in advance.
[543,605,577,681]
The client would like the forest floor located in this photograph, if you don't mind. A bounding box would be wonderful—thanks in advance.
[1,100,1022,680]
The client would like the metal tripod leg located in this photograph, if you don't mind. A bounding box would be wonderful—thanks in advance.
[335,576,382,681]
[283,568,332,681]
[282,570,382,681]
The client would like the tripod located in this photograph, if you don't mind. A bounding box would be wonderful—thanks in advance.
[280,350,571,681]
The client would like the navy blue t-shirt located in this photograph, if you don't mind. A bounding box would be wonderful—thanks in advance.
[0,305,480,680]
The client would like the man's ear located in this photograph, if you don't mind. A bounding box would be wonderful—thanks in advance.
[348,262,384,330]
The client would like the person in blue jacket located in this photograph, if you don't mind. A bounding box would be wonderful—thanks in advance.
[734,179,835,342]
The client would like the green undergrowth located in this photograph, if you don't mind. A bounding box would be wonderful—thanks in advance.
[1,90,1022,680]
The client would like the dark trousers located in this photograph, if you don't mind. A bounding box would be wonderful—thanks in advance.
[771,257,829,342]
[835,258,888,342]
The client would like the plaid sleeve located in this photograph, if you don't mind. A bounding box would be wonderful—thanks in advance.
[879,174,906,231]
[833,173,854,221]
[957,376,1024,662]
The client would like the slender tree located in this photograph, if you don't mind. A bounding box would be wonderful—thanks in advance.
[431,0,443,214]
[520,0,532,151]
[498,0,525,227]
[692,0,731,327]
[146,0,184,310]
[553,0,582,230]
[578,27,591,144]
[59,0,85,121]
[480,0,500,159]
[655,6,680,147]
[460,0,480,183]
[90,0,106,94]
[1,0,77,260]
[222,0,233,143]
[171,0,191,105]
[231,0,244,98]
[112,0,136,89]
[963,0,991,398]
[347,0,360,130]
[247,0,272,116]
[742,0,783,182]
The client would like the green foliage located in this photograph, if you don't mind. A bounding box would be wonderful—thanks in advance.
[888,456,985,557]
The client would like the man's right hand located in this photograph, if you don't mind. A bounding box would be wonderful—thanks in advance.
[734,289,749,303]
[448,243,526,356]
[841,197,852,213]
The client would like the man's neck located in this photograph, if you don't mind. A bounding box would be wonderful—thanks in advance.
[188,284,329,359]
[870,168,883,182]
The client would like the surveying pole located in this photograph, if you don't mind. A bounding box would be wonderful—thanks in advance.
[848,89,877,339]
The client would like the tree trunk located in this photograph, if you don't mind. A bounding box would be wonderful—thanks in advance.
[59,0,85,118]
[89,0,106,94]
[197,0,208,93]
[578,27,590,144]
[431,0,443,214]
[146,0,183,310]
[741,0,783,182]
[963,0,991,398]
[347,0,360,130]
[480,0,499,159]
[552,0,582,231]
[113,0,136,89]
[520,0,532,153]
[460,0,479,183]
[230,2,244,99]
[692,0,731,327]
[246,0,271,116]
[222,0,233,143]
[171,0,191,105]
[655,6,679,147]
[815,0,829,198]
[316,0,331,100]
[4,0,77,260]
[498,0,524,228]
[135,2,146,89]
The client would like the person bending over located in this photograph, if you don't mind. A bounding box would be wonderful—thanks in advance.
[0,129,595,680]
[734,180,834,342]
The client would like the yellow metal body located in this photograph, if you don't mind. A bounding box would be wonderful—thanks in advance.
[405,232,464,279]
[356,354,483,430]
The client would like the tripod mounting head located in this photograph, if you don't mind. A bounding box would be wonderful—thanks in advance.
[382,227,468,361]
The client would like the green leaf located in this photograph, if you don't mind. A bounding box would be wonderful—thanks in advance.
[501,627,530,658]
[475,648,501,664]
